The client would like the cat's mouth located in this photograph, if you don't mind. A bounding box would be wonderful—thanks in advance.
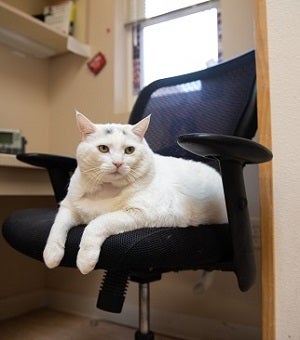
[110,169,123,176]
[107,165,128,177]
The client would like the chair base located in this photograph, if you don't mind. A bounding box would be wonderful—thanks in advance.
[135,331,154,340]
[137,282,153,338]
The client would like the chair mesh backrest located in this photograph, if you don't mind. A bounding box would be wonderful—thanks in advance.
[129,51,256,161]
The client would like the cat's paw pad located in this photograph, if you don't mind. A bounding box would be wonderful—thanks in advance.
[76,246,100,275]
[43,242,65,269]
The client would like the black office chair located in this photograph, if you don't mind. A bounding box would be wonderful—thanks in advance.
[2,50,272,340]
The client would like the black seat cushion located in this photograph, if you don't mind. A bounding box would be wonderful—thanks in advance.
[2,208,233,276]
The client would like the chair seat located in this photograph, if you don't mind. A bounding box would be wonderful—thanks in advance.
[2,208,233,276]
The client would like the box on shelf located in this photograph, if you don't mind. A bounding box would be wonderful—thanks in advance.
[44,1,76,35]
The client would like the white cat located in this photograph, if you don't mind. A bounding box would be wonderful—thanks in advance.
[43,111,227,275]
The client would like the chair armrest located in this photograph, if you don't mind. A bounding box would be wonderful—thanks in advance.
[177,134,273,291]
[177,133,272,164]
[17,153,77,203]
[17,153,77,172]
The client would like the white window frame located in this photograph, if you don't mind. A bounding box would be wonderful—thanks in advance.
[126,0,221,100]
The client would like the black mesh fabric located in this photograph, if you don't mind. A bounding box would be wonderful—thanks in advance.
[129,50,256,161]
[2,209,233,275]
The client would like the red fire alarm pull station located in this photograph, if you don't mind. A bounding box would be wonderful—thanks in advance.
[87,52,107,75]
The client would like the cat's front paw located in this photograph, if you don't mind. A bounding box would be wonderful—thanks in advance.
[76,233,103,275]
[76,245,100,274]
[43,242,65,269]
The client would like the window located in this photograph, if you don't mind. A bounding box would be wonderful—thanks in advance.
[127,0,221,93]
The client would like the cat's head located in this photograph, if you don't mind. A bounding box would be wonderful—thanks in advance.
[75,111,153,187]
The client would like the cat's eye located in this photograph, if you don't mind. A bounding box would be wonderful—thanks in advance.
[98,145,109,153]
[125,146,135,154]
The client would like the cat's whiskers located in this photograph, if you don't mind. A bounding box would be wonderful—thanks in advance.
[126,168,141,183]
[92,169,106,187]
[81,166,101,174]
[81,166,105,188]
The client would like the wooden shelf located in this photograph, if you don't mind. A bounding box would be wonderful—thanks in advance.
[0,153,38,169]
[0,1,90,58]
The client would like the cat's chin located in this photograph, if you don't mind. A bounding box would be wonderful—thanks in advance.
[101,173,127,186]
[108,180,128,188]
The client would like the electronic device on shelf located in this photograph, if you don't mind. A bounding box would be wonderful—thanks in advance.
[0,129,26,154]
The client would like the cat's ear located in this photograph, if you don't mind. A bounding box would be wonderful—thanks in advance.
[76,110,96,138]
[132,115,151,139]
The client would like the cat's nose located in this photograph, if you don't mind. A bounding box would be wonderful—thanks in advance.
[113,162,123,168]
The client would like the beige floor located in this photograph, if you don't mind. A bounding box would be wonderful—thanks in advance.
[0,308,181,340]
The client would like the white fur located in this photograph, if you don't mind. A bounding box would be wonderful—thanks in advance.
[43,112,227,274]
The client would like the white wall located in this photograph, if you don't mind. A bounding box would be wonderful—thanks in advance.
[221,0,254,60]
[0,45,50,153]
[265,0,300,338]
